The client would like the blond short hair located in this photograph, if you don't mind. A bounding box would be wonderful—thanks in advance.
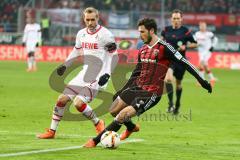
[83,7,99,18]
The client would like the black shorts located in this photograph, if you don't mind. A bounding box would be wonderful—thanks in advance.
[119,86,161,116]
[170,62,186,80]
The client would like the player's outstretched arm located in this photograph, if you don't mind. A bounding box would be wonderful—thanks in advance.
[178,56,212,93]
[56,47,83,76]
[162,40,212,93]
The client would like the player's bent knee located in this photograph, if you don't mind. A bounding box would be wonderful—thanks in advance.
[109,109,118,117]
[57,94,70,106]
[165,75,173,83]
[75,103,87,112]
[73,98,86,112]
[165,79,172,83]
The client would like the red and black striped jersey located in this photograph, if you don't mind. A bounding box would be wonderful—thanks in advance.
[135,39,170,95]
[120,38,204,96]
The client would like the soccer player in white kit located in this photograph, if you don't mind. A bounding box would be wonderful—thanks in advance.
[195,21,218,86]
[22,17,41,72]
[37,7,118,139]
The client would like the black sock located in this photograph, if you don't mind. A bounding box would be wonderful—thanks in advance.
[166,83,174,106]
[93,120,122,144]
[175,88,182,110]
[123,120,136,131]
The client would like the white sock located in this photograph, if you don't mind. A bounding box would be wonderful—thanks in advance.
[82,104,99,125]
[30,57,35,68]
[50,104,66,131]
[27,58,31,69]
[31,57,36,69]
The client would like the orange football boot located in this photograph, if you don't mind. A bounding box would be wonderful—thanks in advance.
[84,139,96,148]
[120,124,140,140]
[37,129,55,139]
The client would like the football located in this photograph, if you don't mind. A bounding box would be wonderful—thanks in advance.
[100,131,121,149]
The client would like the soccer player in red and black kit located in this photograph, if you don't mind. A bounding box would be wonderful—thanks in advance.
[162,9,198,114]
[84,18,211,148]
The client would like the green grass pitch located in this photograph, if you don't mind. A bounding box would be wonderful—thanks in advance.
[0,61,239,160]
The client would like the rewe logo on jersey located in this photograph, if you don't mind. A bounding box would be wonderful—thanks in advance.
[82,42,98,49]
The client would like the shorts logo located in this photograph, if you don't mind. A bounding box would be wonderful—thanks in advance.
[144,94,157,110]
[139,100,144,104]
[135,100,144,108]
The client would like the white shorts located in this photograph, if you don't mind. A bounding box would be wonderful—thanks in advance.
[63,72,100,103]
[198,50,211,64]
[26,41,37,53]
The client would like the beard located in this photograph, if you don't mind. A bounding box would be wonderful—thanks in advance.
[143,32,152,44]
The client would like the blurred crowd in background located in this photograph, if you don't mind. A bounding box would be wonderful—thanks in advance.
[1,0,240,32]
[49,0,240,14]
[0,0,27,32]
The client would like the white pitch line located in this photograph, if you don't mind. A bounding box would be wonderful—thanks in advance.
[0,138,144,157]
[0,130,91,138]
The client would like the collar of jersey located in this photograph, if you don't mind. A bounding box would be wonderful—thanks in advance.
[147,38,160,49]
[86,25,102,35]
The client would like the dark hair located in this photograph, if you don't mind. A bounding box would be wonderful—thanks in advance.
[137,18,157,34]
[171,9,183,17]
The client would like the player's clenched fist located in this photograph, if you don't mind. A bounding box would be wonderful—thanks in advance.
[98,73,110,86]
[57,65,66,76]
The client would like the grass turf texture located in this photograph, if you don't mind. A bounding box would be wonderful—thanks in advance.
[0,61,239,160]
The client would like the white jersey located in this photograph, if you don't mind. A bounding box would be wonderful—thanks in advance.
[76,25,115,77]
[64,25,118,102]
[195,31,217,53]
[22,23,41,52]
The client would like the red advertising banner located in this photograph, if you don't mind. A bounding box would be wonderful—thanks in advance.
[183,14,223,27]
[186,52,240,69]
[222,14,238,26]
[0,45,72,62]
[1,45,240,69]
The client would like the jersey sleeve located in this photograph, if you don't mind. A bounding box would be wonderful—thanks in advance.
[210,32,218,47]
[37,24,42,43]
[22,25,28,43]
[185,29,197,43]
[102,29,117,53]
[101,50,118,76]
[74,31,82,49]
[101,29,118,75]
[161,40,205,83]
[103,29,115,44]
[193,32,198,41]
[65,31,83,66]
